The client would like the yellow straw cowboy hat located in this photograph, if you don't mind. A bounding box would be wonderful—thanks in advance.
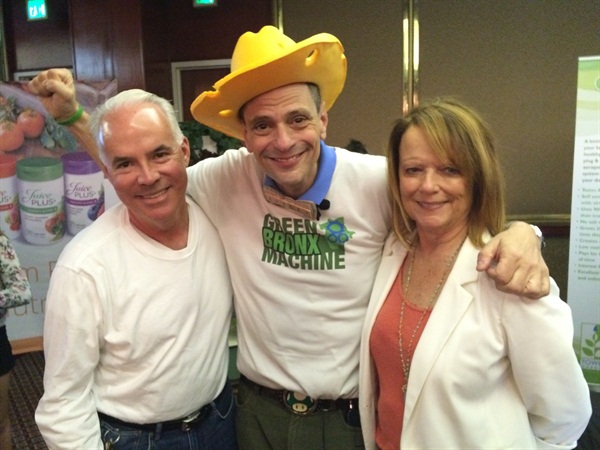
[190,25,347,140]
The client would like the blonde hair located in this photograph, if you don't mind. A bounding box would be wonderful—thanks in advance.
[386,98,505,248]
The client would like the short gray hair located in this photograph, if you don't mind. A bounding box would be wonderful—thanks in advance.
[90,89,184,161]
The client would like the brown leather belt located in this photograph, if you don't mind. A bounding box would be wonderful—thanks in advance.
[240,374,358,415]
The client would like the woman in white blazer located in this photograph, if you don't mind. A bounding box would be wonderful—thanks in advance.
[358,99,591,450]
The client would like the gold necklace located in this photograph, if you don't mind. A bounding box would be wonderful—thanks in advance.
[398,240,463,397]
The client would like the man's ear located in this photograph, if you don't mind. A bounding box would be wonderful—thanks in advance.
[181,137,191,165]
[242,127,251,153]
[320,103,329,140]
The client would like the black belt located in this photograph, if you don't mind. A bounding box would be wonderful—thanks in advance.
[98,403,211,433]
[240,374,358,415]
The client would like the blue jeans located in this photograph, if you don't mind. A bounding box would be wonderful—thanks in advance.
[100,380,237,450]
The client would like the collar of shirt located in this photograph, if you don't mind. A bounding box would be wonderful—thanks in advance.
[262,141,336,220]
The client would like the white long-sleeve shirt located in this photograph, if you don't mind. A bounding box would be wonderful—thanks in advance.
[36,199,233,449]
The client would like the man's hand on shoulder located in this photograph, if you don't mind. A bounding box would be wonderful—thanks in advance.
[477,221,550,299]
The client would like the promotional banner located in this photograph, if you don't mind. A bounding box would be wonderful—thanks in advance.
[568,56,600,389]
[0,79,117,353]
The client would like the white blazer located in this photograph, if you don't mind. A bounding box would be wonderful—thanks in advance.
[359,234,591,450]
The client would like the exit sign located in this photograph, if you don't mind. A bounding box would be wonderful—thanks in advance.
[194,0,217,7]
[27,0,47,20]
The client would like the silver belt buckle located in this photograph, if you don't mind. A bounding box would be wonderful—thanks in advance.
[181,408,203,431]
[283,391,318,415]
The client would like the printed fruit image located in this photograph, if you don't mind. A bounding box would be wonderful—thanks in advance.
[0,120,25,152]
[17,108,45,138]
[0,91,76,157]
[87,189,105,221]
[0,95,12,114]
[45,211,65,239]
[6,197,20,231]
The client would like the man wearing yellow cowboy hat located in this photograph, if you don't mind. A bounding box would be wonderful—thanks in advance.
[28,25,549,450]
[186,25,549,449]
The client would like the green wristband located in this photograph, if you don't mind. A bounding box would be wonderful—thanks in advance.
[57,105,84,126]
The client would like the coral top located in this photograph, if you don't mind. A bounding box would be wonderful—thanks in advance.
[369,268,432,450]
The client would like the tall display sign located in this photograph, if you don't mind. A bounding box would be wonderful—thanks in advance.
[0,79,117,353]
[568,56,600,390]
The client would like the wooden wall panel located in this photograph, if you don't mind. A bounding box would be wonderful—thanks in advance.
[69,0,113,81]
[110,1,144,91]
[143,0,273,102]
[5,0,273,96]
[69,0,144,90]
[141,1,170,100]
[3,0,72,76]
[164,0,273,62]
